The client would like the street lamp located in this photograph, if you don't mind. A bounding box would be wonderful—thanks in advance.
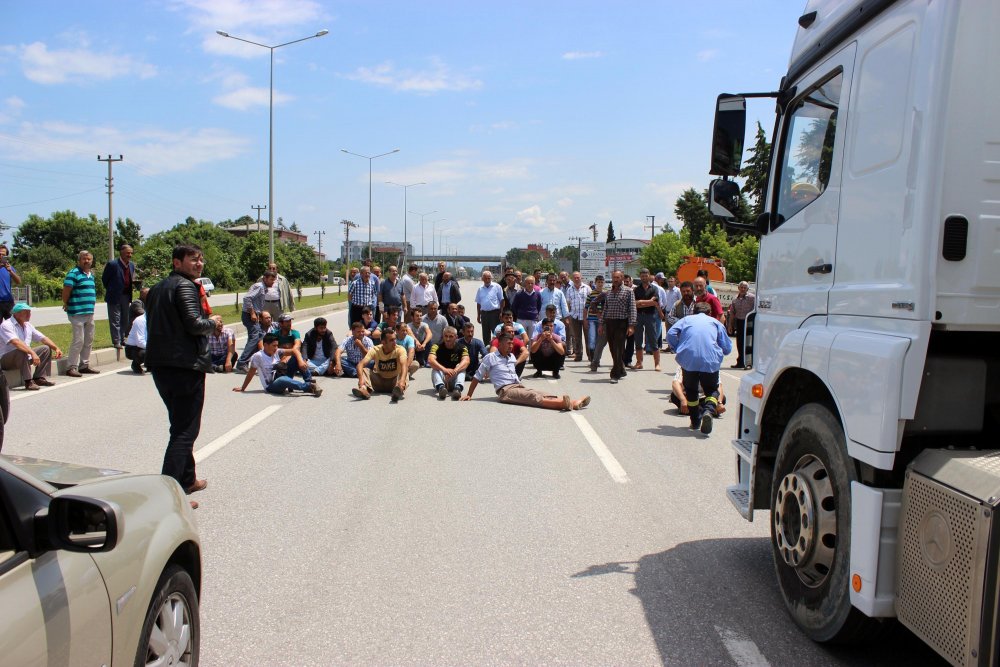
[435,228,450,258]
[409,210,437,263]
[386,181,424,267]
[430,220,447,258]
[216,28,328,264]
[341,148,400,262]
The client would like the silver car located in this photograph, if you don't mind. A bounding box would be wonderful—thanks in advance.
[0,455,201,666]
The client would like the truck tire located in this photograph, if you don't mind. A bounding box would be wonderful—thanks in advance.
[770,403,882,643]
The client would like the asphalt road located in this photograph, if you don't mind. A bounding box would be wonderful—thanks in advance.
[4,289,946,666]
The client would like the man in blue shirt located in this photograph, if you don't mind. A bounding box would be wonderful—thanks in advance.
[538,273,569,322]
[0,245,22,320]
[666,302,733,434]
[461,334,590,411]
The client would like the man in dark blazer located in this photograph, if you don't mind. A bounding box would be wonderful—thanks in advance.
[436,271,462,309]
[102,243,136,348]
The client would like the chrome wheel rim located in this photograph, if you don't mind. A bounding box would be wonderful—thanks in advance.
[774,454,837,588]
[145,592,193,667]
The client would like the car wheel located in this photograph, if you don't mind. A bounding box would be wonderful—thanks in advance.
[770,403,883,643]
[134,564,200,667]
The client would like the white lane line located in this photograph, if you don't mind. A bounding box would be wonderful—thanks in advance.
[195,404,283,463]
[9,369,115,401]
[570,412,629,484]
[714,626,771,667]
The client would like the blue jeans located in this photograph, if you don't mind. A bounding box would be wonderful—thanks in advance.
[340,356,372,378]
[307,358,331,376]
[283,353,312,383]
[237,312,262,366]
[431,369,464,390]
[266,375,310,394]
[635,312,659,354]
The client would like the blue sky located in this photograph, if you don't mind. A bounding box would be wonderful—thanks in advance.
[1,0,804,258]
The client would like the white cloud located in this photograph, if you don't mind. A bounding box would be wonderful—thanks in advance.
[696,49,720,63]
[0,121,250,175]
[557,197,573,208]
[0,96,25,124]
[344,57,482,93]
[562,51,604,60]
[207,69,293,110]
[379,156,532,187]
[170,0,329,56]
[12,41,157,84]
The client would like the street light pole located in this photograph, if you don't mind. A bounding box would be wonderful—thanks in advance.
[431,220,447,258]
[409,210,437,265]
[216,29,328,264]
[341,148,400,262]
[387,181,425,267]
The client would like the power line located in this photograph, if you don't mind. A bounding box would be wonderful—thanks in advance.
[0,187,105,209]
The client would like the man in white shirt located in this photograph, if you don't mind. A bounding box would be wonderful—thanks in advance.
[233,334,322,396]
[475,270,504,346]
[125,303,148,374]
[564,272,591,363]
[410,273,438,309]
[0,303,63,390]
[400,264,418,311]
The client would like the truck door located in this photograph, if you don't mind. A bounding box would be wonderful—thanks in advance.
[755,45,855,371]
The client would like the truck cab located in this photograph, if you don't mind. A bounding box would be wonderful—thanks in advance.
[707,1,1000,663]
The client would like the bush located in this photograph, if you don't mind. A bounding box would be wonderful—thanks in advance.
[19,266,67,303]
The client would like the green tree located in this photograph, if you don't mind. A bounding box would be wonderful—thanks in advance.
[553,244,580,271]
[606,221,616,243]
[739,121,771,218]
[674,188,715,252]
[279,241,320,286]
[717,234,759,283]
[238,232,272,285]
[640,228,694,275]
[289,221,301,233]
[114,217,143,249]
[12,210,109,271]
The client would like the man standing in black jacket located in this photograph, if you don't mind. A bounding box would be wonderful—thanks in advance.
[145,245,215,509]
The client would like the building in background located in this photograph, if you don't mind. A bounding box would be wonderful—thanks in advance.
[604,238,649,277]
[223,223,307,244]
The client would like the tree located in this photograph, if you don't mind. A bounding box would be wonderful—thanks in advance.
[279,241,319,285]
[289,221,301,233]
[674,188,715,252]
[12,210,109,271]
[606,221,616,243]
[739,121,771,218]
[717,234,759,283]
[553,244,580,271]
[640,228,694,275]
[114,217,143,249]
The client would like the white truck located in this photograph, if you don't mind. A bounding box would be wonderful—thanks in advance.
[706,1,1000,664]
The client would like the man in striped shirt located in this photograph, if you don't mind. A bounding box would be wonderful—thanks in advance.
[598,270,636,383]
[61,250,100,377]
[349,266,378,325]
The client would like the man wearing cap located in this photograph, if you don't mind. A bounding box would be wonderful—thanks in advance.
[62,250,100,377]
[461,334,590,411]
[124,301,148,374]
[353,328,408,402]
[0,303,62,390]
[475,270,503,346]
[275,312,311,384]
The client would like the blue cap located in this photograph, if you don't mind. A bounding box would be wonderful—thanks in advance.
[11,302,31,314]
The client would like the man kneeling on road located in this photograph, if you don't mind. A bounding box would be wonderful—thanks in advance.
[461,334,589,411]
[353,328,408,402]
[233,334,322,397]
[429,325,469,400]
[666,302,731,434]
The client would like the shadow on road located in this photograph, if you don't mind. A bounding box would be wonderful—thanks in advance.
[572,538,946,666]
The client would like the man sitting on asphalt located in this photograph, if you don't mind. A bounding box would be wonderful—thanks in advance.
[490,324,529,378]
[492,309,529,344]
[529,318,566,379]
[334,321,374,378]
[233,333,322,397]
[460,321,488,381]
[0,303,62,390]
[428,325,470,400]
[360,306,378,337]
[353,328,408,402]
[275,313,311,383]
[372,306,401,342]
[666,302,732,434]
[208,315,236,373]
[407,306,433,367]
[461,334,590,411]
[125,301,148,374]
[422,301,449,346]
[446,302,471,332]
[304,316,337,377]
[394,322,420,385]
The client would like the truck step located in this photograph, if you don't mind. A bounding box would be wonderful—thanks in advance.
[726,484,752,519]
[731,438,757,463]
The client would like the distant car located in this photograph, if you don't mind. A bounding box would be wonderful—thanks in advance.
[331,277,345,285]
[195,277,215,296]
[0,455,202,666]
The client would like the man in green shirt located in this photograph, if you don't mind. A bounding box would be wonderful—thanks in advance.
[61,250,100,377]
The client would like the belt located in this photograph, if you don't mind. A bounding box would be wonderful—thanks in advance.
[265,299,280,302]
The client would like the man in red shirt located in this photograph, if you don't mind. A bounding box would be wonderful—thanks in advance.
[693,276,724,322]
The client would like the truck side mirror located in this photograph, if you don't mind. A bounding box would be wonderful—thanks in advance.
[709,179,741,218]
[710,95,746,176]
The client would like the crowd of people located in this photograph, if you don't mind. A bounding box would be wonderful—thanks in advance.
[0,243,754,502]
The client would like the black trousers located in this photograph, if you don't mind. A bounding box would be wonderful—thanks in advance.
[349,304,365,326]
[604,318,629,379]
[735,318,747,367]
[480,310,501,345]
[682,369,720,422]
[151,367,205,490]
[530,351,565,372]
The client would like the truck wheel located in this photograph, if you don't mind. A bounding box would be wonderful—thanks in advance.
[770,403,881,643]
[134,564,200,667]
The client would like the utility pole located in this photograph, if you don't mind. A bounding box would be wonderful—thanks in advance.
[341,219,358,286]
[252,204,266,232]
[568,235,585,272]
[645,215,657,242]
[588,223,598,241]
[98,155,123,260]
[314,229,326,296]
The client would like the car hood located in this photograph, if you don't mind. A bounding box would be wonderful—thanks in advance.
[1,455,127,489]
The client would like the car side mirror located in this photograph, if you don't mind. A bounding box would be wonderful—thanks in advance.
[39,495,123,553]
[710,94,746,176]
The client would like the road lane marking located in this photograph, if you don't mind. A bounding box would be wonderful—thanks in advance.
[570,412,629,484]
[195,404,283,463]
[714,626,771,667]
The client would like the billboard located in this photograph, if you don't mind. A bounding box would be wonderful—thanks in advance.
[579,242,606,284]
